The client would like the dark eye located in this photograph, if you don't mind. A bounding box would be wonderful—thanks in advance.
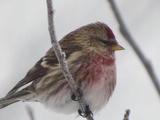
[99,39,115,46]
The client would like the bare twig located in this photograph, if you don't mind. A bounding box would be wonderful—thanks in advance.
[26,105,35,120]
[108,0,160,97]
[45,0,94,120]
[123,109,130,120]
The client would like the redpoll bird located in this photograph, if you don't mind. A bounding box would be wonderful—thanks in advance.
[0,22,123,115]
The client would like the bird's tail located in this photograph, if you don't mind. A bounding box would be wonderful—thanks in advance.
[0,90,32,109]
[0,97,19,109]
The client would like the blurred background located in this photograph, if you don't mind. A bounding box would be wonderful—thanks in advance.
[0,0,160,120]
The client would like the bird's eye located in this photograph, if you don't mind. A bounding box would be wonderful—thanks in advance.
[99,39,115,46]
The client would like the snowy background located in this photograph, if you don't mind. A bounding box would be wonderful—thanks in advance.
[0,0,160,120]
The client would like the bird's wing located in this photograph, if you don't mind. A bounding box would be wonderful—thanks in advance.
[6,48,58,97]
[6,40,83,97]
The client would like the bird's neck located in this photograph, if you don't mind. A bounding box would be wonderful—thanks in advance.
[90,52,115,66]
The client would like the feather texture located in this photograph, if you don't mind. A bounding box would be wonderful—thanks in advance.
[0,22,123,114]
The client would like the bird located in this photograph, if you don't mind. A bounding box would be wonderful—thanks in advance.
[0,22,124,116]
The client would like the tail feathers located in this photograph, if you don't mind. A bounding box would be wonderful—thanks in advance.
[0,90,32,109]
[0,97,20,109]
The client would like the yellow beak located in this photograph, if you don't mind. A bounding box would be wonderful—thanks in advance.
[112,44,124,51]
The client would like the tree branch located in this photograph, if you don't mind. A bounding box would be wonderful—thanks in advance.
[26,105,35,120]
[123,109,130,120]
[108,0,160,97]
[45,0,94,120]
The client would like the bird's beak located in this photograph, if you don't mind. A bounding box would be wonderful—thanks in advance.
[112,44,124,51]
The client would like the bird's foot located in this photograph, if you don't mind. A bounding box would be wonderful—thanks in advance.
[71,88,82,101]
[78,105,93,117]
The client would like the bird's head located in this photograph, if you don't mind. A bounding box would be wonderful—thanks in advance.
[61,22,124,59]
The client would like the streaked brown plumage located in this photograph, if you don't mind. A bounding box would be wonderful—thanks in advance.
[0,22,124,114]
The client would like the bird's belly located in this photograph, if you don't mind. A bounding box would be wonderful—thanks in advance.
[82,64,116,112]
[38,62,116,114]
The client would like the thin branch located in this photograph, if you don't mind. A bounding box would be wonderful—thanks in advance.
[45,0,94,120]
[26,105,35,120]
[108,0,160,97]
[123,109,130,120]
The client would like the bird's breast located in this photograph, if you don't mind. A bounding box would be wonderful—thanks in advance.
[74,52,116,112]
